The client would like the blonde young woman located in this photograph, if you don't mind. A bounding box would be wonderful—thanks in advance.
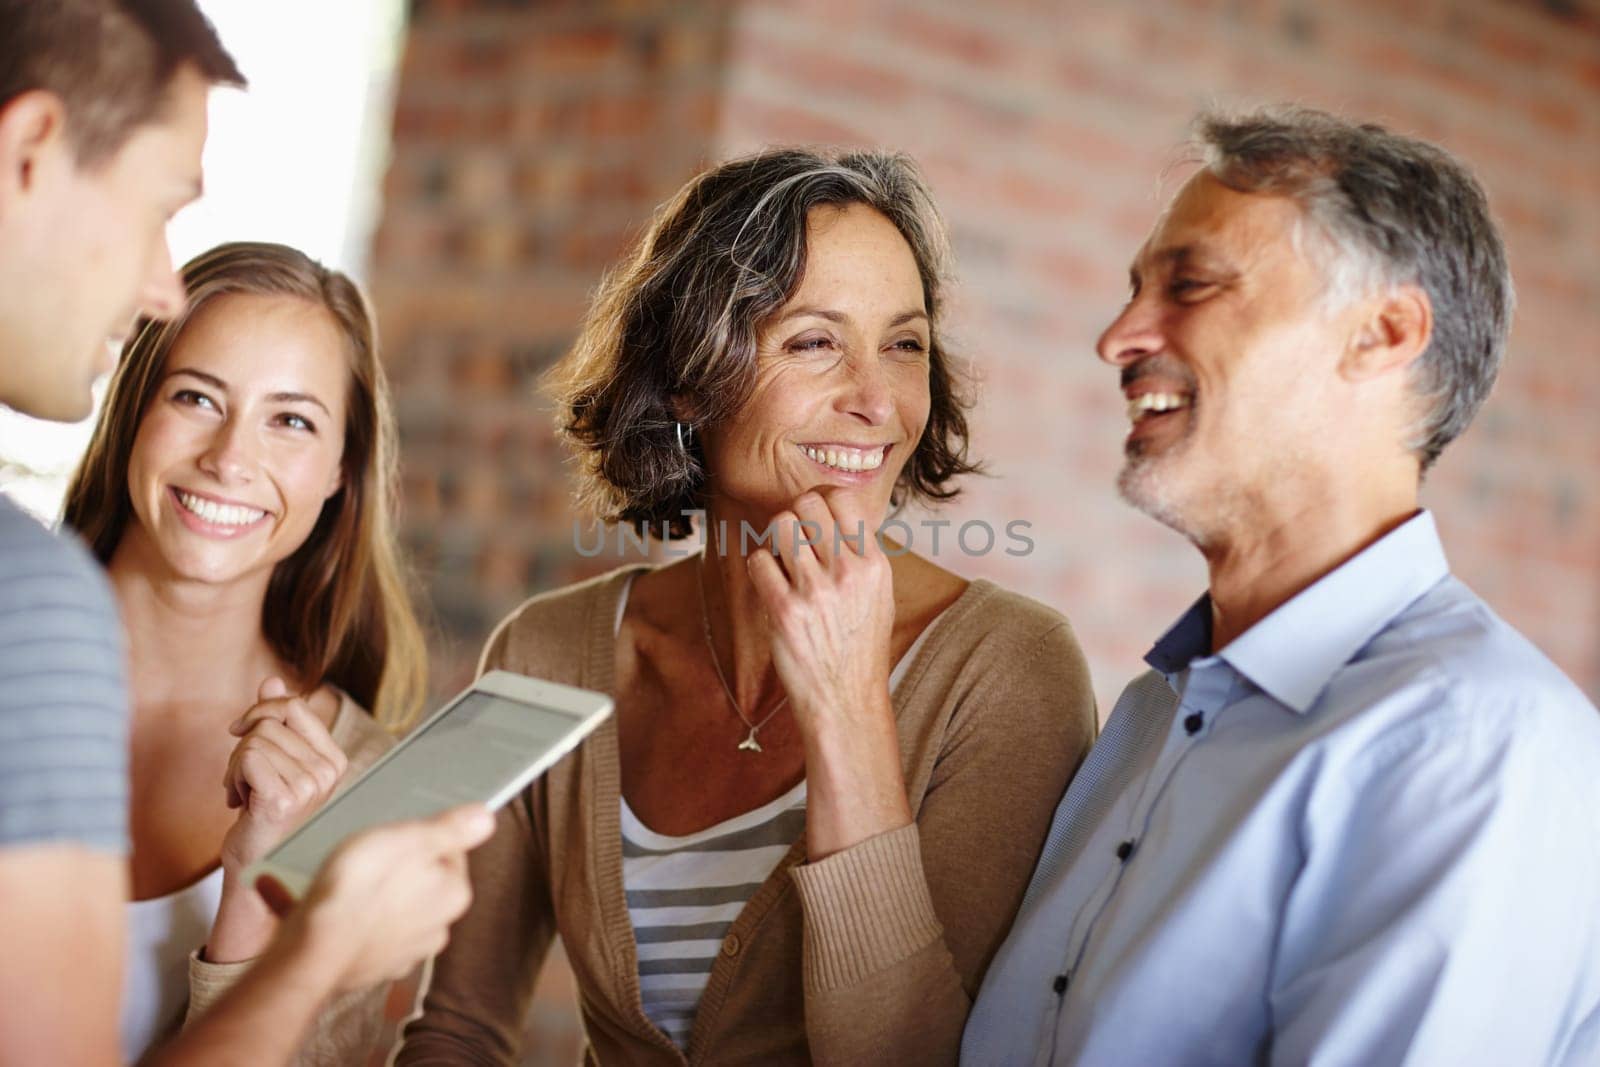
[63,242,426,1064]
[400,149,1098,1064]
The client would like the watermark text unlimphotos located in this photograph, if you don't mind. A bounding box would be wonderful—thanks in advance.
[573,510,1035,559]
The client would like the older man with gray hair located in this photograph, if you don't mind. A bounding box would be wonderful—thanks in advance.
[962,108,1600,1065]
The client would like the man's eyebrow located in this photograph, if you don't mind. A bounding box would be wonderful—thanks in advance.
[1129,245,1178,288]
[1151,245,1199,269]
[1131,245,1231,288]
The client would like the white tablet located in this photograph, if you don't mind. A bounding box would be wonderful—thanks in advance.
[246,670,612,901]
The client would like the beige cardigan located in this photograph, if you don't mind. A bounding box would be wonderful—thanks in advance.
[399,565,1096,1066]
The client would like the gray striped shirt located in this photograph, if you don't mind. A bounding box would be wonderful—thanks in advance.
[622,780,808,1048]
[613,570,946,1048]
[0,495,128,853]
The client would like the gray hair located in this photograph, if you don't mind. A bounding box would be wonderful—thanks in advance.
[549,147,977,538]
[1194,106,1514,470]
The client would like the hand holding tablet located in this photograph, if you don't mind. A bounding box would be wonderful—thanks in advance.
[270,804,497,990]
[247,671,614,901]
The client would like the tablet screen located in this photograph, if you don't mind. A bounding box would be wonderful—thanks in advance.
[263,690,587,884]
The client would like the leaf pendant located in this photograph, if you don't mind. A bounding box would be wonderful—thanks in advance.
[737,729,763,753]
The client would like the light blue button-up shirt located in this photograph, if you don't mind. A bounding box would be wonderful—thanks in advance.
[963,511,1600,1066]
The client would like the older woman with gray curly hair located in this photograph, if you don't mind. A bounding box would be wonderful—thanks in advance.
[399,147,1096,1066]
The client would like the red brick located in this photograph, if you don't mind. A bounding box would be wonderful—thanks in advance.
[1577,56,1600,94]
[723,98,873,147]
[893,8,1013,72]
[514,26,628,78]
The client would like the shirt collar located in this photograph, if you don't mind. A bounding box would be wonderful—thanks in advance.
[1145,510,1451,714]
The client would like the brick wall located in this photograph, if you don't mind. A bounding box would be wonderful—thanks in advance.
[373,0,732,690]
[372,0,1600,1058]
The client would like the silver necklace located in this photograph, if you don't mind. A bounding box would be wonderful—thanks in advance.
[696,550,788,753]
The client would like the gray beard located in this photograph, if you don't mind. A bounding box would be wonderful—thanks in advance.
[1120,455,1186,531]
[1117,449,1218,552]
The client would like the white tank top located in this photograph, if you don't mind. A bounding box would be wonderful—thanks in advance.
[121,867,225,1060]
[118,690,372,1062]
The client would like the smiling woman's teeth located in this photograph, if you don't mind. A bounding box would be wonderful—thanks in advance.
[1127,392,1191,424]
[803,446,884,472]
[176,491,265,527]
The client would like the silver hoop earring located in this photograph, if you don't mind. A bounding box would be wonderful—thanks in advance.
[675,421,693,453]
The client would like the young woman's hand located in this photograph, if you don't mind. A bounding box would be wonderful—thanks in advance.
[219,676,349,876]
[206,676,348,963]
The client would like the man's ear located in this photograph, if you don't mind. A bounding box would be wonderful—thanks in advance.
[1340,284,1433,383]
[0,90,70,211]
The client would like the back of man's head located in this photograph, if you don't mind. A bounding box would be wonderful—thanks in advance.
[0,0,244,168]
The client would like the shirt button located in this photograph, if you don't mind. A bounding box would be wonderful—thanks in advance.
[1053,973,1070,995]
[1116,840,1136,862]
[721,933,741,957]
[1184,712,1204,735]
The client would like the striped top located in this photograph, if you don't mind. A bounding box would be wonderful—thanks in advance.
[615,570,942,1049]
[0,495,128,853]
[622,780,809,1048]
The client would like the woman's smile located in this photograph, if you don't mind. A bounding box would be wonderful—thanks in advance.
[796,441,893,479]
[166,484,272,538]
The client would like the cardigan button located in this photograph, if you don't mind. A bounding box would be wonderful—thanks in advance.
[721,933,742,957]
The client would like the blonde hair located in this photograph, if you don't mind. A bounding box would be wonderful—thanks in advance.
[64,241,426,731]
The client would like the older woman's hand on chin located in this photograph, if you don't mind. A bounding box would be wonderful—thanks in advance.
[747,490,912,860]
